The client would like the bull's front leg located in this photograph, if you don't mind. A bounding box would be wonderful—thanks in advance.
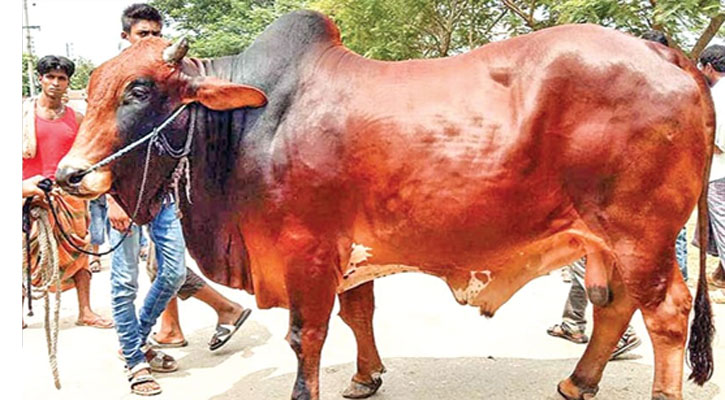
[281,223,338,400]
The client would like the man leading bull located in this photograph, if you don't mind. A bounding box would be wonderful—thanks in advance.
[92,4,254,395]
[22,55,113,330]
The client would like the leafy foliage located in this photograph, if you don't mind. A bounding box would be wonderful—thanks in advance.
[150,0,310,57]
[149,0,723,61]
[24,0,722,92]
[22,53,38,97]
[69,57,94,91]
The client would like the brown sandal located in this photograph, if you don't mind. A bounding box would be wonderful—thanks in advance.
[90,258,102,273]
[547,324,588,344]
[128,363,162,396]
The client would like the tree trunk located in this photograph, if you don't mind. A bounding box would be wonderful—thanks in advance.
[691,13,725,60]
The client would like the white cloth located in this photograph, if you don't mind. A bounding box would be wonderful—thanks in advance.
[22,97,37,159]
[709,80,725,182]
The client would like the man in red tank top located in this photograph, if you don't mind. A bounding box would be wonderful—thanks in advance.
[22,55,113,329]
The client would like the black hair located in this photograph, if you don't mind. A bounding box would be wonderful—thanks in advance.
[36,55,75,78]
[700,45,725,73]
[121,3,162,33]
[642,30,668,47]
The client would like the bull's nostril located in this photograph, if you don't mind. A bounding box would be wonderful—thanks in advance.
[56,166,87,189]
[69,171,87,185]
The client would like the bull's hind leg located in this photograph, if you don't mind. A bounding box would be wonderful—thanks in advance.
[639,263,691,400]
[558,267,637,399]
[338,282,386,399]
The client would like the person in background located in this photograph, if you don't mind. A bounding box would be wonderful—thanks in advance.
[22,55,113,329]
[696,44,725,304]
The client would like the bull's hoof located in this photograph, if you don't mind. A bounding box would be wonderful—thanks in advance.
[557,378,599,400]
[651,392,680,400]
[341,377,382,399]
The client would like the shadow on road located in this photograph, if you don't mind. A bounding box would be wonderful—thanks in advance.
[211,357,720,400]
[169,320,273,376]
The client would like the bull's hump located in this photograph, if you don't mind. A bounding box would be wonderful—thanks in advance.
[252,10,341,50]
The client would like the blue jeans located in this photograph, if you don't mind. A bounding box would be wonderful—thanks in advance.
[139,225,149,248]
[89,196,108,246]
[675,227,687,282]
[110,201,186,369]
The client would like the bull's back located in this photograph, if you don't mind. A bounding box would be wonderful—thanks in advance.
[274,23,711,263]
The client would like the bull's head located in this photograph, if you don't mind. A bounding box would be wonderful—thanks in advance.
[56,37,266,221]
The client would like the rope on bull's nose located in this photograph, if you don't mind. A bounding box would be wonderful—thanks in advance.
[23,204,62,389]
[79,103,189,176]
[168,106,195,218]
[41,103,194,258]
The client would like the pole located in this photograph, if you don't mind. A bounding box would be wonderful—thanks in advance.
[23,0,36,96]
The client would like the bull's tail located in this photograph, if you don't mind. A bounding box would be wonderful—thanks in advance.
[673,49,716,385]
[689,169,714,385]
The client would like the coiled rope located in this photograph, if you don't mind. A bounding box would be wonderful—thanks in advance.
[22,205,62,389]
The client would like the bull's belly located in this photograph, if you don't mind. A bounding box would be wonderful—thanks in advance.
[338,220,598,317]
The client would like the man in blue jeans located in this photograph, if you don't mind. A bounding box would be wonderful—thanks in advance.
[106,4,187,396]
[109,199,186,395]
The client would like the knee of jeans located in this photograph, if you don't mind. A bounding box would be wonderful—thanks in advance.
[111,287,137,307]
[159,267,186,291]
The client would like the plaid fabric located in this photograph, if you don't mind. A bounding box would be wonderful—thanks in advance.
[26,191,90,292]
[693,178,725,258]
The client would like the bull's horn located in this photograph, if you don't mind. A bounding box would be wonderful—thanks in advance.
[163,35,189,65]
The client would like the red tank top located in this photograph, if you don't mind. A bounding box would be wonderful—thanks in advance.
[23,105,79,180]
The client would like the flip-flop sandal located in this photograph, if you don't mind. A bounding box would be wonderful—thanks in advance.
[75,316,114,329]
[209,308,252,351]
[128,362,162,396]
[707,275,725,289]
[89,259,102,273]
[146,349,178,373]
[149,334,189,349]
[610,331,642,360]
[547,323,588,344]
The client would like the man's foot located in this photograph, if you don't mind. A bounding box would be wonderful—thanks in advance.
[217,302,245,326]
[76,312,114,329]
[145,348,178,373]
[610,330,641,360]
[547,323,588,344]
[209,308,252,351]
[150,332,188,348]
[128,364,162,396]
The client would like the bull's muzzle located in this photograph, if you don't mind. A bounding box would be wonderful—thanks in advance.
[55,156,112,198]
[55,165,87,190]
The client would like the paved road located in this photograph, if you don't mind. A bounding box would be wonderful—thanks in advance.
[23,254,724,400]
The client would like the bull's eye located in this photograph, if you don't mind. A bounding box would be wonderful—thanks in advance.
[122,77,156,106]
[129,86,151,101]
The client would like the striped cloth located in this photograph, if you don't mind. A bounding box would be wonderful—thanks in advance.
[27,192,91,292]
[693,178,725,258]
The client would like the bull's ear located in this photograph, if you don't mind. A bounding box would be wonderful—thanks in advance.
[181,76,267,110]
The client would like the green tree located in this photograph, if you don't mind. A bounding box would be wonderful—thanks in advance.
[149,0,723,61]
[312,0,511,60]
[70,57,94,90]
[22,53,37,97]
[150,0,309,57]
[500,0,724,58]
